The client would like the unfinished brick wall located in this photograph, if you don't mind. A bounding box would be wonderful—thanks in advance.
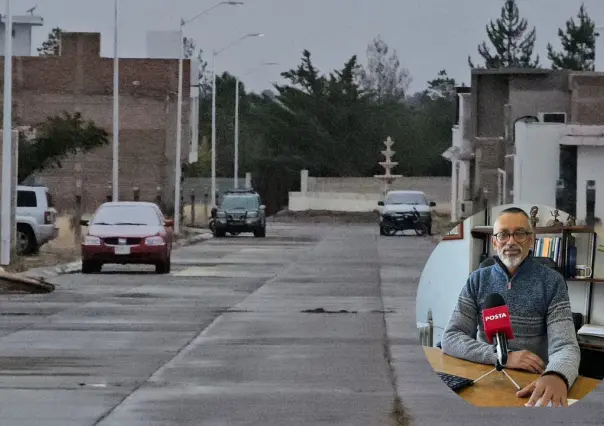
[0,32,191,213]
[570,73,604,124]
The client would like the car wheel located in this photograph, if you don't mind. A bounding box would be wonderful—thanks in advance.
[254,227,266,238]
[215,229,226,238]
[82,260,101,274]
[16,224,37,255]
[155,260,170,274]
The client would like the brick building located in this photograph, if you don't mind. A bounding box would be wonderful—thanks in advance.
[0,31,191,213]
[444,68,604,220]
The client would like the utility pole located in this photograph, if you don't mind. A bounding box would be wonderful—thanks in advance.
[1,1,14,265]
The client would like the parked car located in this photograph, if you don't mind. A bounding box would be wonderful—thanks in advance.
[16,185,58,255]
[80,201,174,274]
[211,189,266,238]
[377,190,436,236]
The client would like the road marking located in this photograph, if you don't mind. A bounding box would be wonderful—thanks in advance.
[172,267,251,277]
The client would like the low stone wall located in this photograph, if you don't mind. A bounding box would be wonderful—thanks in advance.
[289,192,381,212]
[307,176,451,203]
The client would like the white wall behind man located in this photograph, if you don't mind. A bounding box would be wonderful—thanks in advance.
[513,122,565,207]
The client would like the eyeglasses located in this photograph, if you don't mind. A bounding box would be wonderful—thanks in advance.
[493,230,532,243]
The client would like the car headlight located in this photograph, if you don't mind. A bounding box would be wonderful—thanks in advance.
[82,235,101,246]
[247,212,258,218]
[145,236,166,246]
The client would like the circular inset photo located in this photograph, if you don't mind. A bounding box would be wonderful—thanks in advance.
[415,204,603,408]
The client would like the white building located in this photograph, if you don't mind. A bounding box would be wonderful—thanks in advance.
[0,14,44,56]
[513,121,604,222]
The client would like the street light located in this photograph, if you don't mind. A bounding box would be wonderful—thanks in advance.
[1,0,13,265]
[174,1,243,234]
[211,32,264,203]
[112,0,119,202]
[234,62,278,188]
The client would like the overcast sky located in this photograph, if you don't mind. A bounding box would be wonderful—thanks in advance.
[20,0,604,94]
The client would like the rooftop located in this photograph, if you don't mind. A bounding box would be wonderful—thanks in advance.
[470,68,553,76]
[0,15,43,26]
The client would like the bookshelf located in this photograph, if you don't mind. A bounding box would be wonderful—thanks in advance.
[470,225,600,324]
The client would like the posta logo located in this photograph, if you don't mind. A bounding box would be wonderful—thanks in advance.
[484,313,508,321]
[482,305,514,343]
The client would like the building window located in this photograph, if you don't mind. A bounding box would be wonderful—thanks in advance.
[11,28,15,38]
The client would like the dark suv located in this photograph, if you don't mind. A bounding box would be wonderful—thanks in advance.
[211,189,266,238]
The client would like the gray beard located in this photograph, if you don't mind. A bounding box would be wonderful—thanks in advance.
[498,251,523,270]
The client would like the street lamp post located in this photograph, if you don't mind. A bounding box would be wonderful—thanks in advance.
[174,1,243,234]
[112,0,119,202]
[234,62,278,188]
[1,0,13,265]
[210,33,264,203]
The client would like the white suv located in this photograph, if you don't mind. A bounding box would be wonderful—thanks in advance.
[16,185,58,254]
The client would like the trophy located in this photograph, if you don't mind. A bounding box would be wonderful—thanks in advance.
[529,206,540,229]
[546,209,563,228]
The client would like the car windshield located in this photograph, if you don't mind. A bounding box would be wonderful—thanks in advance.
[385,193,427,205]
[91,205,161,226]
[220,195,259,211]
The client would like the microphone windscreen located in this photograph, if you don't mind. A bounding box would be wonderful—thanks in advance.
[483,292,506,309]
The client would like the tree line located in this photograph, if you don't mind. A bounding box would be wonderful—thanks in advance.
[179,37,459,212]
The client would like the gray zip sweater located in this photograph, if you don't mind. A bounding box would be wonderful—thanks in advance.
[440,255,580,388]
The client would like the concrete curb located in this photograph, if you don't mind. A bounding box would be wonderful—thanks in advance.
[0,270,55,293]
[20,230,213,281]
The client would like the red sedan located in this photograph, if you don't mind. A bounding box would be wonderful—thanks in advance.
[80,202,174,274]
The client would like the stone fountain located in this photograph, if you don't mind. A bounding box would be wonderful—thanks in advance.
[374,136,402,197]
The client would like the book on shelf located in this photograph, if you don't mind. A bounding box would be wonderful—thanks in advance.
[533,236,563,262]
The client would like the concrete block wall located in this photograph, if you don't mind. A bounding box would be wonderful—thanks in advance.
[289,171,452,213]
[306,176,451,204]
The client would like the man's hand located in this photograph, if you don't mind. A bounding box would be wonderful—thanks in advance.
[506,350,546,374]
[516,375,568,407]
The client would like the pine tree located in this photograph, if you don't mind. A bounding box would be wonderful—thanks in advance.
[183,37,195,59]
[547,3,599,71]
[37,27,62,56]
[469,0,539,68]
[426,70,458,100]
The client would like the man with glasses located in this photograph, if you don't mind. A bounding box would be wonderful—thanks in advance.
[440,207,580,407]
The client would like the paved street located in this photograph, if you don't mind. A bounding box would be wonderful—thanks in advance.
[1,222,603,425]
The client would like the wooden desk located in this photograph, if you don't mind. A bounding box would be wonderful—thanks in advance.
[424,346,601,407]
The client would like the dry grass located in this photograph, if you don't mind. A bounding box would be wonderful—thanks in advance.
[182,203,209,227]
[6,216,80,273]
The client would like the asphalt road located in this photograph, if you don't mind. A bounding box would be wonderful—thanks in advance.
[1,222,603,426]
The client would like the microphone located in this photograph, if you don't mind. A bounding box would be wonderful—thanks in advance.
[482,293,514,368]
